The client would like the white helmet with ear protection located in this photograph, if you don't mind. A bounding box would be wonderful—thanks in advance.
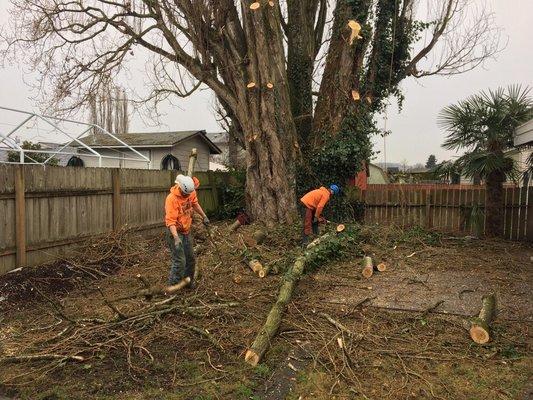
[175,174,195,195]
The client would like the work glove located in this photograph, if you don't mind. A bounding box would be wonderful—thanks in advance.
[174,235,183,250]
[203,216,210,225]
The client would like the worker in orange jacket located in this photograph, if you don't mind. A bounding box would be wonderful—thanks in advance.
[165,174,209,287]
[300,184,340,246]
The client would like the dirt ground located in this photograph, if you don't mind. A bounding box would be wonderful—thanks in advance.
[0,222,531,400]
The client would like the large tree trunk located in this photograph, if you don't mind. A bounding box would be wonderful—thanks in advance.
[234,2,298,227]
[485,170,505,237]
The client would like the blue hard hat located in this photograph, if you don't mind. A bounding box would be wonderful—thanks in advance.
[330,184,340,195]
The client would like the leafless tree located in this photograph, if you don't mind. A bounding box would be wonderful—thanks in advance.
[1,0,500,225]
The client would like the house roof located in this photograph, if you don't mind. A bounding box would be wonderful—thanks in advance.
[72,130,222,154]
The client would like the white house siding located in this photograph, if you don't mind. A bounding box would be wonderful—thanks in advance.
[170,136,210,171]
[77,135,212,171]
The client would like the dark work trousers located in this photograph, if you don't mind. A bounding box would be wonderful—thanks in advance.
[300,204,318,246]
[166,229,195,285]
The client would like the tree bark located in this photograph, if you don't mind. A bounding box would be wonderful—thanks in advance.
[485,169,505,237]
[311,0,372,145]
[236,3,298,227]
[468,294,496,344]
[286,0,321,145]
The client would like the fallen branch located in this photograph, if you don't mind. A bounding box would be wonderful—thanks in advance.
[0,354,84,363]
[245,233,340,366]
[187,326,224,351]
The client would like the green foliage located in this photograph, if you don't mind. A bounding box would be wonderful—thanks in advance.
[215,168,246,219]
[7,140,59,165]
[297,110,375,221]
[397,226,442,246]
[254,363,270,378]
[303,226,362,272]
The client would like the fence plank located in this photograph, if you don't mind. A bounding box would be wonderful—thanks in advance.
[14,166,26,268]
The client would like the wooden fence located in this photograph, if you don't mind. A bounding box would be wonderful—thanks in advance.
[0,165,229,274]
[364,184,533,241]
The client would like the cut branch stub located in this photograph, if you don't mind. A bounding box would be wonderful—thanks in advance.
[247,82,256,89]
[336,224,346,233]
[268,1,275,6]
[362,256,374,278]
[266,83,274,89]
[250,2,260,10]
[351,90,360,101]
[469,294,496,344]
[347,20,363,45]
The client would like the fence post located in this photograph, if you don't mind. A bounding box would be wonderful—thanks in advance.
[112,168,122,230]
[14,165,27,267]
[425,189,432,229]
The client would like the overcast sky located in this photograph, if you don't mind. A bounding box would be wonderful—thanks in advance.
[0,1,531,165]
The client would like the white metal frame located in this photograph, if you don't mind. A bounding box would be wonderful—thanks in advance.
[0,106,151,168]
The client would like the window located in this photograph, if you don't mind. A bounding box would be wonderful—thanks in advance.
[67,156,84,167]
[161,154,180,170]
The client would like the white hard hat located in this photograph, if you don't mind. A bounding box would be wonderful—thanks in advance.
[175,174,195,195]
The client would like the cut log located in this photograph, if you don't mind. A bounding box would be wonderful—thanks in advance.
[250,2,260,10]
[248,259,263,275]
[247,82,256,88]
[351,90,360,101]
[245,232,338,366]
[362,256,374,278]
[266,83,274,89]
[229,220,242,232]
[258,264,270,278]
[376,262,387,272]
[336,224,346,233]
[252,229,267,245]
[469,294,496,344]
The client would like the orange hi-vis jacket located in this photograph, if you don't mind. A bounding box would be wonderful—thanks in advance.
[300,187,331,219]
[164,185,199,234]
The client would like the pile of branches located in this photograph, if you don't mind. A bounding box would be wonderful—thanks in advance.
[0,228,161,307]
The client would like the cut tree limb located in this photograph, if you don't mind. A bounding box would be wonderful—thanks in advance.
[187,148,197,177]
[245,233,337,366]
[469,294,496,344]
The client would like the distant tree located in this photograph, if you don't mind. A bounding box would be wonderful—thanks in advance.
[89,84,130,135]
[7,141,59,165]
[439,85,533,237]
[425,154,437,169]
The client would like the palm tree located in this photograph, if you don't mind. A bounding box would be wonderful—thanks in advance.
[438,85,533,237]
